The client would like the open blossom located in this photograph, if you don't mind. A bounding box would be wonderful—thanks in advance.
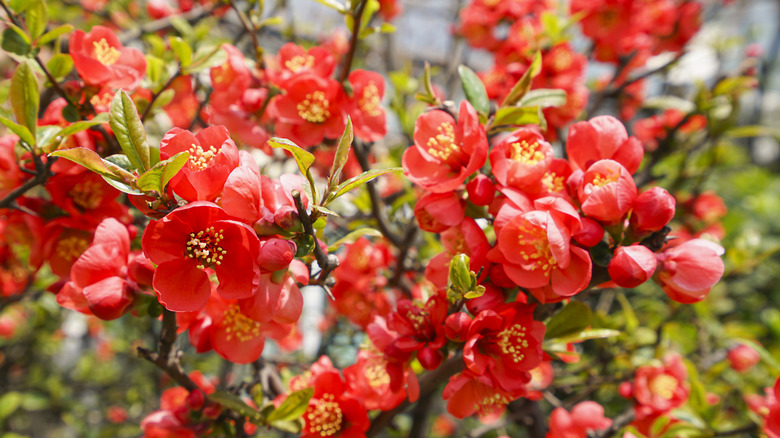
[621,354,689,419]
[546,401,613,438]
[443,369,526,420]
[655,239,725,304]
[160,126,240,202]
[142,202,261,312]
[463,302,546,393]
[299,371,370,438]
[402,100,488,193]
[566,115,644,174]
[70,25,147,89]
[344,350,407,411]
[347,69,387,142]
[267,43,336,88]
[489,127,553,193]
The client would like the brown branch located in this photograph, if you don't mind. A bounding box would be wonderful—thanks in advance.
[338,0,369,83]
[291,191,339,287]
[137,309,199,392]
[141,69,181,122]
[352,140,403,246]
[0,153,55,209]
[229,1,264,68]
[367,354,464,437]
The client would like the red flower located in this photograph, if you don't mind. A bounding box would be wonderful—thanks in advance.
[347,70,387,142]
[577,159,637,225]
[623,354,689,418]
[546,401,613,438]
[344,350,407,411]
[268,43,336,88]
[608,245,657,288]
[630,187,676,233]
[728,344,760,373]
[414,191,465,233]
[489,127,553,193]
[566,116,644,174]
[402,101,488,193]
[463,302,545,393]
[300,371,370,438]
[57,218,135,320]
[443,369,524,420]
[655,238,725,304]
[160,125,240,201]
[142,202,261,312]
[70,25,147,89]
[269,74,347,147]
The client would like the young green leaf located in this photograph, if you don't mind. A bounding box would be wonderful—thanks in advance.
[268,137,318,203]
[517,88,567,108]
[46,54,74,81]
[491,106,541,128]
[25,0,49,40]
[109,90,151,171]
[330,167,402,201]
[0,115,35,146]
[169,36,192,68]
[49,147,127,181]
[544,301,593,340]
[10,61,39,139]
[328,117,353,191]
[458,65,489,116]
[208,391,263,422]
[501,51,542,107]
[37,24,74,46]
[266,387,313,423]
[1,26,31,56]
[136,151,190,193]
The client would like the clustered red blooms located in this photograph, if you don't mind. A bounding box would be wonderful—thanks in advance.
[457,1,589,138]
[746,376,780,438]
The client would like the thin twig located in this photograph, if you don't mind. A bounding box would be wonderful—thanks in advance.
[338,0,369,83]
[291,191,339,287]
[141,69,181,122]
[137,309,199,392]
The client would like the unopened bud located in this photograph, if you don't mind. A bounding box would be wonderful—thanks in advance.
[608,245,657,288]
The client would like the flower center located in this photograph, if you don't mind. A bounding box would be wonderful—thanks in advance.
[591,171,620,188]
[90,92,113,109]
[69,180,103,210]
[359,82,382,117]
[186,227,226,269]
[223,305,261,342]
[509,139,545,165]
[93,38,121,65]
[297,91,331,123]
[649,374,678,400]
[516,222,557,275]
[306,393,343,437]
[366,363,391,388]
[426,122,460,164]
[497,323,529,363]
[285,54,314,72]
[552,49,572,72]
[290,370,313,392]
[406,307,428,332]
[188,143,218,171]
[542,172,565,193]
[56,235,90,261]
[472,383,510,416]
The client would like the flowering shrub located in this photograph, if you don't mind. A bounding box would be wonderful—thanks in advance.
[0,0,778,437]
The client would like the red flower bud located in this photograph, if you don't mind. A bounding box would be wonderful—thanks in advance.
[418,346,444,370]
[202,402,222,419]
[466,175,495,206]
[608,245,657,288]
[186,389,206,411]
[445,312,471,342]
[631,187,676,233]
[728,344,760,373]
[573,217,604,247]
[257,238,296,272]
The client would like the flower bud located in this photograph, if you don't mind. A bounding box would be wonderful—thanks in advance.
[728,344,760,373]
[656,239,725,303]
[274,206,302,232]
[257,238,296,272]
[466,174,495,206]
[186,389,206,411]
[573,217,604,247]
[444,312,471,342]
[608,245,657,288]
[631,187,676,233]
[202,402,222,419]
[418,346,444,370]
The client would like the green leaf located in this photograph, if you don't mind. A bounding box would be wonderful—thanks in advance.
[185,45,227,74]
[169,36,192,68]
[109,90,151,171]
[1,26,31,56]
[458,65,490,116]
[643,95,695,113]
[103,154,134,172]
[26,0,49,40]
[146,55,165,86]
[10,61,39,139]
[208,391,263,422]
[449,253,472,292]
[713,76,756,96]
[501,51,541,107]
[544,301,593,340]
[554,329,622,344]
[37,24,74,45]
[270,419,304,433]
[152,88,176,109]
[332,167,402,200]
[49,147,125,181]
[492,106,541,127]
[724,125,780,139]
[0,115,35,146]
[328,117,353,192]
[327,228,382,252]
[266,388,313,423]
[0,392,22,422]
[102,177,143,195]
[268,137,318,203]
[57,113,109,139]
[518,88,566,108]
[136,151,190,193]
[46,54,73,81]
